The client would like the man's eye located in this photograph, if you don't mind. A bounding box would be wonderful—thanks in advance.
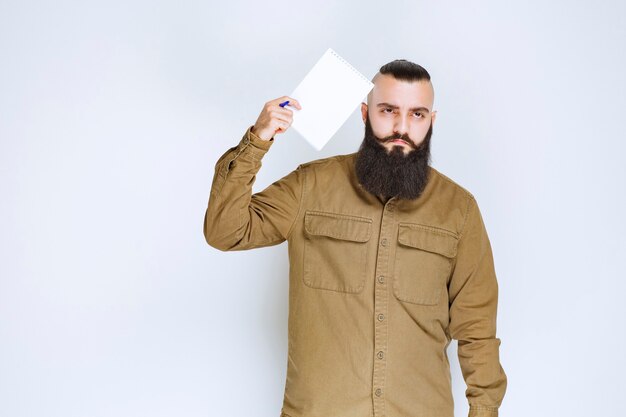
[414,112,424,118]
[382,108,394,113]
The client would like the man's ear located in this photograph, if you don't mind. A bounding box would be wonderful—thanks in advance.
[361,102,368,123]
[431,110,437,125]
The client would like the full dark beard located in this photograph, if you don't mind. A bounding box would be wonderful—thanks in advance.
[354,115,432,201]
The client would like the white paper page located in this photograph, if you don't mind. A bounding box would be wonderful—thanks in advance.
[287,48,374,150]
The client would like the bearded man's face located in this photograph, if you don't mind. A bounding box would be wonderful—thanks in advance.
[354,114,433,201]
[354,74,436,201]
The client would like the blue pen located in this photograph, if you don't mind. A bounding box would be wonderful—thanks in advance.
[279,100,290,108]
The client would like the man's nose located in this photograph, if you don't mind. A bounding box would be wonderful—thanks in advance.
[394,114,410,136]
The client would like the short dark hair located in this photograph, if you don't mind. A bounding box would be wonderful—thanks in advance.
[378,59,431,83]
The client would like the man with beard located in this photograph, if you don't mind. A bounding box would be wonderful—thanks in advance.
[203,60,507,417]
[355,99,433,202]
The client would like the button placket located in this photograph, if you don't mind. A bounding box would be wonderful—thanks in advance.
[372,200,395,417]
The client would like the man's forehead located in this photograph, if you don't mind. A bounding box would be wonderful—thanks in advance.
[368,74,434,109]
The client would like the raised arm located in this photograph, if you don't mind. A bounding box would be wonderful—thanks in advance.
[203,96,304,251]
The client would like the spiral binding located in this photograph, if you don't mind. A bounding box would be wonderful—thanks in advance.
[328,48,371,84]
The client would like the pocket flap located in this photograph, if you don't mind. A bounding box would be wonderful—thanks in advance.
[305,211,372,242]
[397,223,458,258]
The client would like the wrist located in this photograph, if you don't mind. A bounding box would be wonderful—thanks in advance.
[246,126,274,152]
[251,125,273,141]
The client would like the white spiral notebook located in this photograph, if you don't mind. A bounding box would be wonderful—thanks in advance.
[287,48,374,151]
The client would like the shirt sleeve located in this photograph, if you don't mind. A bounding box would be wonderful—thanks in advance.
[447,195,508,417]
[203,125,304,251]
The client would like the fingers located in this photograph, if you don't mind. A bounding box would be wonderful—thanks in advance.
[252,96,301,140]
[268,96,302,110]
[268,107,293,121]
[263,108,292,130]
[264,97,299,123]
[273,119,290,133]
[270,113,292,130]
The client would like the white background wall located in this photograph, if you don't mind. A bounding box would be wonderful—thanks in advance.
[1,1,625,416]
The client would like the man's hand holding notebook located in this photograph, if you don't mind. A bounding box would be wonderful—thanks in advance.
[251,48,374,150]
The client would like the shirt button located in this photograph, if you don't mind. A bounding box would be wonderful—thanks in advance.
[377,351,384,359]
[380,238,388,247]
[375,388,383,396]
[377,313,385,321]
[377,275,385,284]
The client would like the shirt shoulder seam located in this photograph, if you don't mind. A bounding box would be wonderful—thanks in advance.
[285,163,307,241]
[429,166,475,200]
[299,153,355,170]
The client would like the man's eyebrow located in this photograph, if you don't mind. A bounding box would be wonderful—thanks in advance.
[376,102,430,113]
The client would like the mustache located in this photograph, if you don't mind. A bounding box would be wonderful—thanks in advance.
[378,133,416,150]
[377,132,416,149]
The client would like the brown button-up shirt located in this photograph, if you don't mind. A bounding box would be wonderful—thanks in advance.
[203,126,507,417]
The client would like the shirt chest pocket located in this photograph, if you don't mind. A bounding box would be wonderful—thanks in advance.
[303,210,373,294]
[393,223,459,306]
